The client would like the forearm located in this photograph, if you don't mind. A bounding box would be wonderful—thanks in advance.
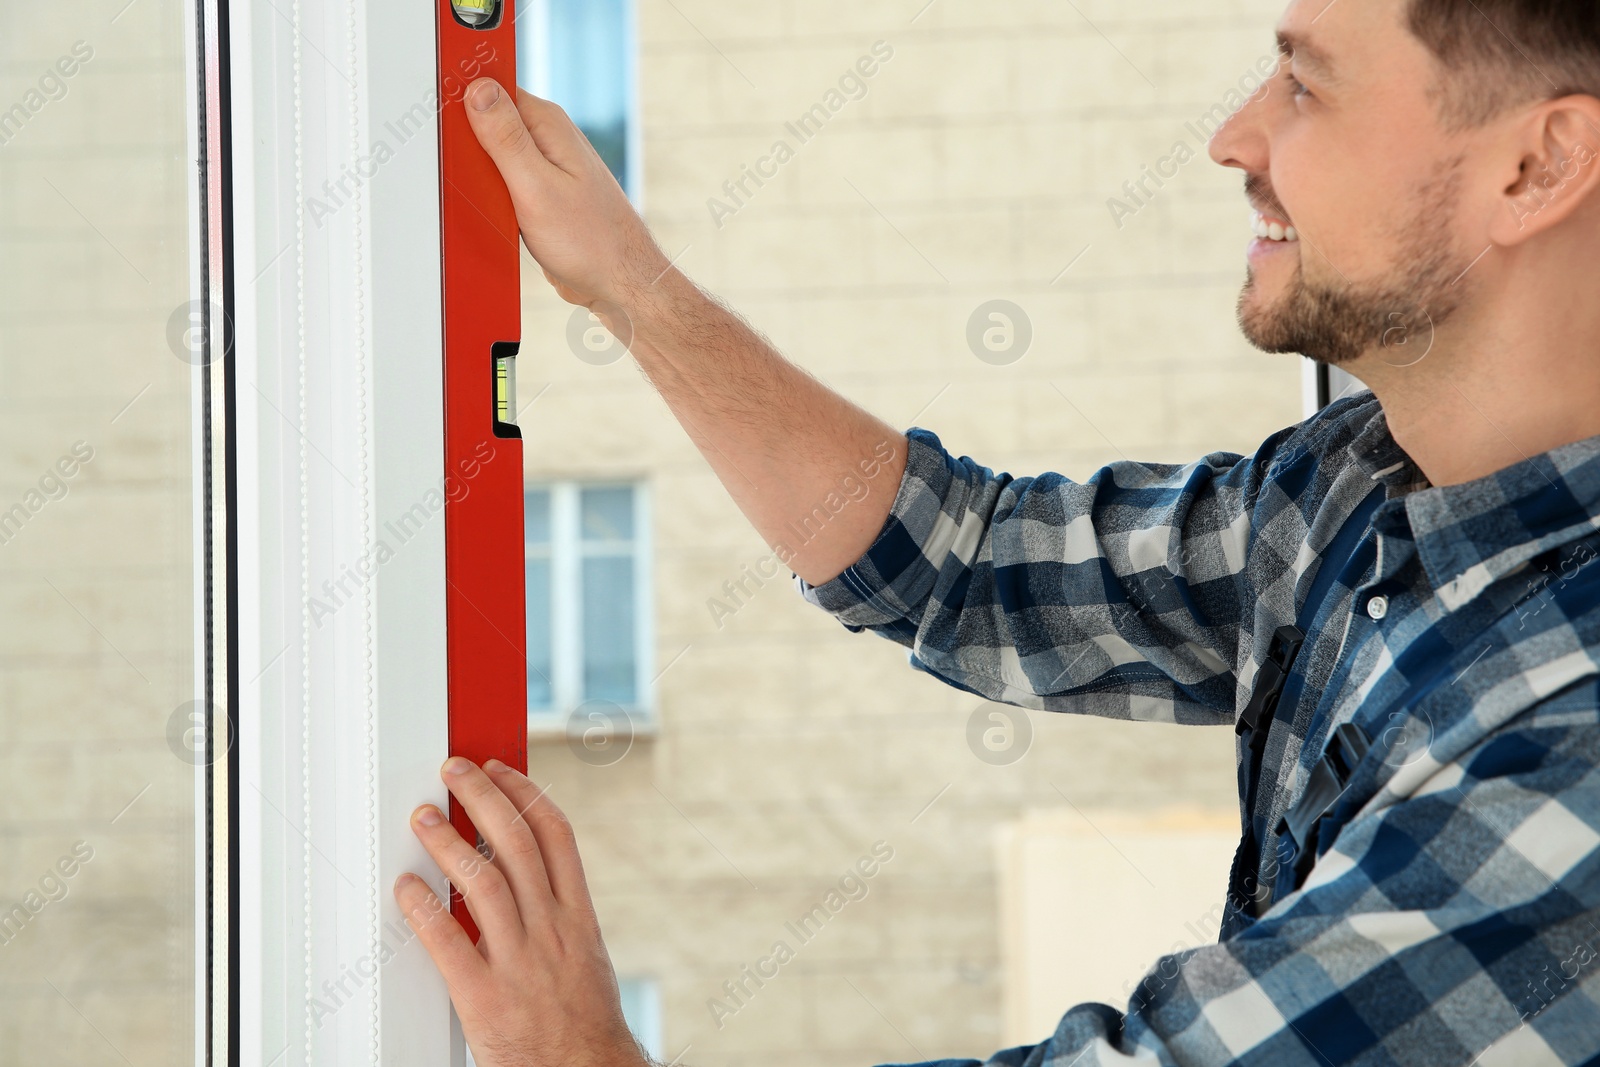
[618,267,907,586]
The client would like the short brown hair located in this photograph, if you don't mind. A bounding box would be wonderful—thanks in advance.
[1407,0,1600,127]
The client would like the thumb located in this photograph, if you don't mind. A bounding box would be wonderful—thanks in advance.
[464,77,552,197]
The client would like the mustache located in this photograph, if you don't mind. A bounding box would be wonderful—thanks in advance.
[1245,174,1291,220]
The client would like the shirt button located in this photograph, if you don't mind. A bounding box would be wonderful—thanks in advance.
[1367,595,1389,620]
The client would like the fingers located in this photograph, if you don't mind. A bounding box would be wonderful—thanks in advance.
[442,758,557,916]
[483,760,593,909]
[464,78,556,199]
[394,872,490,992]
[409,801,528,945]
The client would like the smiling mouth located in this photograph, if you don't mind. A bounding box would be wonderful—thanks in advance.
[1250,210,1299,243]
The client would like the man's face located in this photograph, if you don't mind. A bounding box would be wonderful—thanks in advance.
[1209,0,1483,366]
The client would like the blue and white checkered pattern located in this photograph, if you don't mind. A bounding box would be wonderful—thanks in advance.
[802,392,1600,1065]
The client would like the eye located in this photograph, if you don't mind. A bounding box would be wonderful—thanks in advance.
[1284,66,1312,99]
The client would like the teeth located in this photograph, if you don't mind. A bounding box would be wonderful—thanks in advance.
[1250,211,1299,242]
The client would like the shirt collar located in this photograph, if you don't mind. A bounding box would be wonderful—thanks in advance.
[1345,401,1600,612]
[1347,403,1429,493]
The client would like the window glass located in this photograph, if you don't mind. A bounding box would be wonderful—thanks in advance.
[526,488,555,707]
[581,485,633,541]
[517,0,636,196]
[526,554,554,708]
[548,0,629,186]
[525,486,552,545]
[526,483,646,718]
[581,555,636,703]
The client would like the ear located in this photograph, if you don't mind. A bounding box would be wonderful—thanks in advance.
[1487,94,1600,246]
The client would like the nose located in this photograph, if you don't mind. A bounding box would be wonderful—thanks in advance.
[1208,76,1273,176]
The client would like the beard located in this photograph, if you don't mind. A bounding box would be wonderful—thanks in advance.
[1238,160,1472,367]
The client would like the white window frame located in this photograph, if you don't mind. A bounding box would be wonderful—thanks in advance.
[527,481,654,733]
[1302,361,1365,417]
[229,0,463,1062]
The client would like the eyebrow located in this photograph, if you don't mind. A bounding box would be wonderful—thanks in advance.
[1276,29,1339,82]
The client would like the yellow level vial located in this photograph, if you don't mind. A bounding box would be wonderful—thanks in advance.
[494,348,517,429]
[451,0,498,27]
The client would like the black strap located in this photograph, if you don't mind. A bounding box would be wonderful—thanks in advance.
[1225,623,1307,924]
[1273,721,1372,892]
[1224,485,1384,929]
[1236,624,1307,745]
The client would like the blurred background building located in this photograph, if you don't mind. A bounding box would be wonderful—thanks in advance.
[0,0,197,1062]
[0,0,1304,1063]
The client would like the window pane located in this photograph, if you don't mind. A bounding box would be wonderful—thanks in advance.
[582,555,636,704]
[548,0,629,189]
[525,490,553,709]
[581,485,633,542]
[0,2,197,1060]
[525,487,551,545]
[527,556,553,709]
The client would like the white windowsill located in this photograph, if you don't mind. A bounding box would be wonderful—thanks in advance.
[526,711,660,741]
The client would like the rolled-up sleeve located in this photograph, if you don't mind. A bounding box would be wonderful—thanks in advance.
[799,425,1306,724]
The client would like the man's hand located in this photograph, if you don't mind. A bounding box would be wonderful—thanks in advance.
[464,78,669,310]
[395,757,649,1067]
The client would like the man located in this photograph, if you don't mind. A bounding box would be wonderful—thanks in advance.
[395,0,1600,1063]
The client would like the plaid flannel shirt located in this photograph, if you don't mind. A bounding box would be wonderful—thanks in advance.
[801,392,1600,1066]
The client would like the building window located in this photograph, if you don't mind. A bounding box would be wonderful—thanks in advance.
[517,0,640,201]
[526,483,652,727]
